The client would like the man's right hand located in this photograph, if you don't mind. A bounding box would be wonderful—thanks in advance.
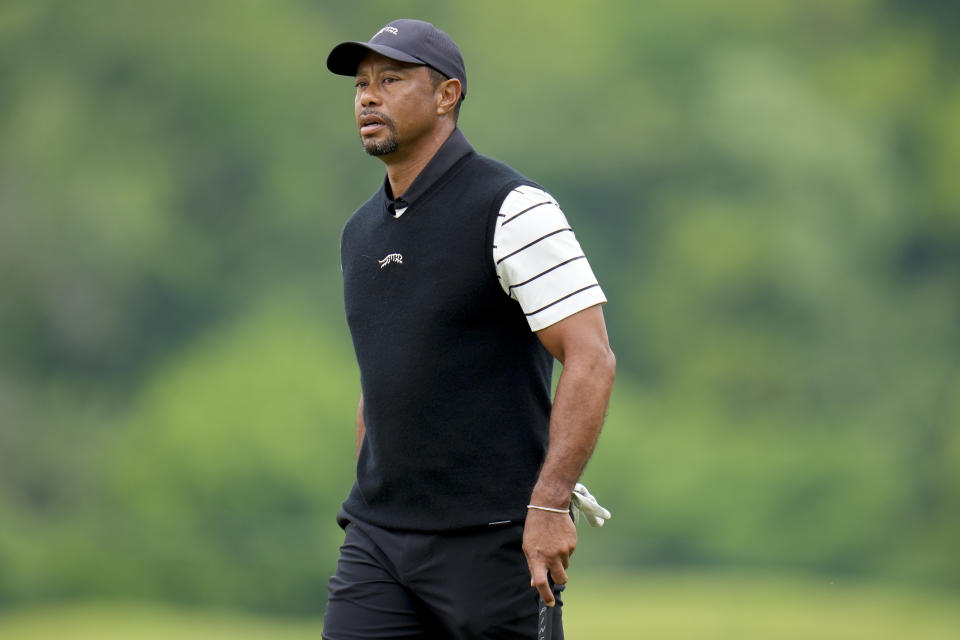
[522,507,577,606]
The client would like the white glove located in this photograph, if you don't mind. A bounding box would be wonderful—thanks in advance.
[570,483,611,528]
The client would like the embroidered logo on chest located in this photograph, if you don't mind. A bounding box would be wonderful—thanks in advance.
[378,253,403,269]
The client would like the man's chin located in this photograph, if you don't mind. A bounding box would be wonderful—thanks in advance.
[362,136,399,157]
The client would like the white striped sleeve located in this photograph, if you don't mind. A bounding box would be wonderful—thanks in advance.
[493,186,607,331]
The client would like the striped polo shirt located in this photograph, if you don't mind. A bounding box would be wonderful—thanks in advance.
[384,128,606,331]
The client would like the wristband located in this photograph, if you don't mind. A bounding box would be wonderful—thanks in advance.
[527,504,570,514]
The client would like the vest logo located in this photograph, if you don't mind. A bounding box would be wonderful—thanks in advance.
[378,253,403,269]
[374,26,399,37]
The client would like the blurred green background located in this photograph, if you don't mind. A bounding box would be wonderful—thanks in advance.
[1,0,958,636]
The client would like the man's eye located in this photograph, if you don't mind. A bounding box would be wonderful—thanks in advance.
[383,77,398,84]
[354,81,367,89]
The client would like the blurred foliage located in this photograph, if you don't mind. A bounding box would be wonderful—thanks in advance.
[1,0,958,615]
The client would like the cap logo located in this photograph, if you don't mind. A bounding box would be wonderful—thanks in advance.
[374,26,398,37]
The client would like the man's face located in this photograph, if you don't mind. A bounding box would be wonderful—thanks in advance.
[354,52,438,157]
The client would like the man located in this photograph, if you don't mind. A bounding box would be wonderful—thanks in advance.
[323,19,615,639]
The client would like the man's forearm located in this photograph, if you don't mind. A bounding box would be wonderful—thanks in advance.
[530,347,615,508]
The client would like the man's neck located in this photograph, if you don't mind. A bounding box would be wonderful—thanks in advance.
[383,123,455,198]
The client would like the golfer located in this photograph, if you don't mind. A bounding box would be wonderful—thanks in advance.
[323,19,616,639]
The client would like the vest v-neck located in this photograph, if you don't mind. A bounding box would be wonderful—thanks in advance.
[382,128,473,218]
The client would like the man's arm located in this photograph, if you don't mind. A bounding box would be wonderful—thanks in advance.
[523,304,615,607]
[356,394,365,458]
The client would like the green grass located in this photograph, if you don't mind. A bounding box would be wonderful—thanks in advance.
[562,571,960,639]
[0,603,323,640]
[1,572,957,639]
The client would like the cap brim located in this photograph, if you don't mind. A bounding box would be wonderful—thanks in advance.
[326,41,425,76]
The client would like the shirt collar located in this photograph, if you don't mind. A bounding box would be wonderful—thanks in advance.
[382,128,474,217]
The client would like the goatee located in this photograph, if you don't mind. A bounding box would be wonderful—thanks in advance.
[363,135,399,156]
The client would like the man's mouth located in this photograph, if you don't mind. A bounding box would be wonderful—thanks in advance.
[359,113,388,136]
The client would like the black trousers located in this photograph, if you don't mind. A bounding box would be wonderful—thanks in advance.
[322,518,564,639]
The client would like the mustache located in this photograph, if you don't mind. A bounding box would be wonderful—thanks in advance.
[358,109,396,129]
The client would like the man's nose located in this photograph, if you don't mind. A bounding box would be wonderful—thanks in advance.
[358,84,380,107]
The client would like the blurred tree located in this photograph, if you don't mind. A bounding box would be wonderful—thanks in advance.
[0,0,957,613]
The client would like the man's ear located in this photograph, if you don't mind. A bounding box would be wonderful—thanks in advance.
[436,78,462,116]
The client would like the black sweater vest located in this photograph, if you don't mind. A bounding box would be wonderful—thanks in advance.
[339,151,554,531]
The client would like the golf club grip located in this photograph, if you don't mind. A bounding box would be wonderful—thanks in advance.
[537,597,553,640]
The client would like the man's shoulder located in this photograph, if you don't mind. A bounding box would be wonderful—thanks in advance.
[459,153,545,201]
[352,184,386,217]
[466,152,528,181]
[340,187,384,243]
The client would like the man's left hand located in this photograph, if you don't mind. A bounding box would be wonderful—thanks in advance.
[522,508,577,607]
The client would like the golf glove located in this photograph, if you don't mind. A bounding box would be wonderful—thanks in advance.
[570,483,611,527]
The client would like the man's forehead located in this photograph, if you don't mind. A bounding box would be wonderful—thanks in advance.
[355,51,424,76]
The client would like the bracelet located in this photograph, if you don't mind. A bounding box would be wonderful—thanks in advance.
[527,504,570,514]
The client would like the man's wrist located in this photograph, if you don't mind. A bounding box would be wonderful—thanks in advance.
[529,482,574,510]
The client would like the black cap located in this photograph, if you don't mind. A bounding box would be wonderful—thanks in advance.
[327,19,467,100]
